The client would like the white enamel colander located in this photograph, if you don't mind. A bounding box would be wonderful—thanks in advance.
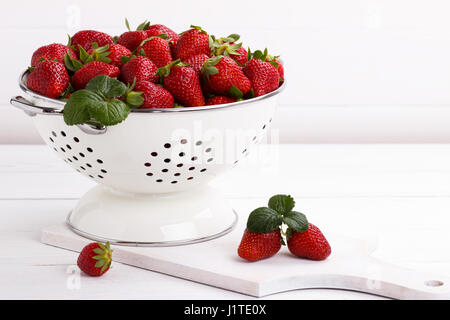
[11,70,285,246]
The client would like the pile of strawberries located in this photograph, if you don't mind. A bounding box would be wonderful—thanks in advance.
[238,195,331,262]
[26,19,284,115]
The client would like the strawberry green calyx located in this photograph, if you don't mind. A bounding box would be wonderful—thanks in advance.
[229,85,244,101]
[156,59,189,80]
[189,25,207,34]
[88,43,112,64]
[201,56,221,80]
[125,18,151,31]
[64,52,84,72]
[92,241,113,273]
[210,34,242,56]
[124,77,144,108]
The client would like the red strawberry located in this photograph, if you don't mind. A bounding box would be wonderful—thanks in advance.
[174,25,210,61]
[266,56,284,82]
[77,242,112,276]
[72,61,120,90]
[238,228,282,261]
[27,60,69,99]
[137,36,172,68]
[232,46,248,66]
[243,59,279,97]
[135,81,174,108]
[145,24,179,51]
[157,60,205,107]
[31,43,76,67]
[184,53,209,76]
[202,56,251,96]
[207,96,236,105]
[120,56,158,85]
[287,223,331,261]
[117,30,149,52]
[88,43,131,68]
[71,30,113,54]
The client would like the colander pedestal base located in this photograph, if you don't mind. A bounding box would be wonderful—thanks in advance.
[66,185,238,246]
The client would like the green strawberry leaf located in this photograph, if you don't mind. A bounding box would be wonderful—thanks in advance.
[85,75,127,99]
[247,207,283,233]
[268,194,295,215]
[229,86,243,100]
[87,98,130,126]
[64,53,84,72]
[282,211,308,233]
[63,90,103,125]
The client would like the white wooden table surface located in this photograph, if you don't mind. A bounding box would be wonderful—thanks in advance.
[2,144,450,300]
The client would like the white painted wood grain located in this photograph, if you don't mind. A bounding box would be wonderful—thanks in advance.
[3,1,450,143]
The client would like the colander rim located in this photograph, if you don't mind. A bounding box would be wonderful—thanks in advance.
[19,70,285,113]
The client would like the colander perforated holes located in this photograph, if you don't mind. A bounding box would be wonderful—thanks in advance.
[86,163,92,168]
[189,167,195,171]
[269,118,273,123]
[179,152,185,157]
[196,141,202,146]
[89,175,94,178]
[205,148,212,153]
[60,147,66,152]
[67,158,72,162]
[80,166,86,170]
[174,173,181,177]
[79,152,85,158]
[164,143,171,148]
[73,137,79,143]
[97,159,103,164]
[177,163,183,168]
[181,139,187,144]
[73,156,78,161]
[87,147,93,152]
[151,152,158,157]
[164,158,171,163]
[207,158,214,163]
[146,172,153,176]
[242,149,247,154]
[262,124,266,130]
[98,175,104,179]
[156,179,163,183]
[52,131,57,137]
[61,131,66,137]
[171,181,177,184]
[162,169,169,173]
[101,169,107,174]
[49,137,54,143]
[187,177,194,180]
[200,168,207,172]
[191,156,198,161]
[253,136,257,141]
[53,147,58,152]
[145,162,151,167]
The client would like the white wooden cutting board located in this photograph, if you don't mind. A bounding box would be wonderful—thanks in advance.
[41,224,450,299]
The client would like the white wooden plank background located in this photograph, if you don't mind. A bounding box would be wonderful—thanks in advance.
[3,0,450,143]
[2,144,450,299]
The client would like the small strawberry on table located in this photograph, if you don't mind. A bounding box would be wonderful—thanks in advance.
[77,241,112,277]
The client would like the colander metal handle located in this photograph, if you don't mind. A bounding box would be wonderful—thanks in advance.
[10,96,107,135]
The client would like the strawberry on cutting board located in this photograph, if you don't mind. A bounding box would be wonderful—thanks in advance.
[238,228,282,262]
[287,223,331,261]
[27,60,69,99]
[77,242,112,276]
[237,195,331,262]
